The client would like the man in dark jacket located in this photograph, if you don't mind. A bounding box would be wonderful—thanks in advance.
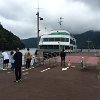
[14,48,22,82]
[60,48,66,67]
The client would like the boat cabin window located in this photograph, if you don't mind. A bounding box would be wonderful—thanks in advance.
[49,38,54,41]
[54,45,59,49]
[55,38,60,41]
[40,45,47,49]
[65,38,69,42]
[61,38,65,42]
[43,38,69,42]
[43,38,48,41]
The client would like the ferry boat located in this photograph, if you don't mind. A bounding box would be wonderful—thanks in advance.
[39,30,77,55]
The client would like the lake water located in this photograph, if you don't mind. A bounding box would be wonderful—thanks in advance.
[0,48,37,69]
[20,48,36,55]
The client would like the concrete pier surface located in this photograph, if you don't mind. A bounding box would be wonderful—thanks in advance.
[0,52,100,100]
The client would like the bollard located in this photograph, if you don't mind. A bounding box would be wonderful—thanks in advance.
[67,60,71,69]
[81,57,85,69]
[96,62,100,79]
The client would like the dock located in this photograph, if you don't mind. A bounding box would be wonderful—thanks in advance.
[0,52,100,100]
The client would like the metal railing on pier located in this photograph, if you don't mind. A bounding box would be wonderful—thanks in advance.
[33,52,58,67]
[0,55,3,70]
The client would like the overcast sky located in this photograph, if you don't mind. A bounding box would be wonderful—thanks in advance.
[0,0,100,39]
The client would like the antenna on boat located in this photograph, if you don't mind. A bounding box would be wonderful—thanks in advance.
[58,17,64,29]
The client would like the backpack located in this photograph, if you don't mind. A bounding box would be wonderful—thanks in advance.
[26,52,32,60]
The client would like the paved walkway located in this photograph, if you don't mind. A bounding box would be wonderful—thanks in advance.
[0,59,100,100]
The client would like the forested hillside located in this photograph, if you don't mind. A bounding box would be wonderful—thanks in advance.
[21,38,38,48]
[74,30,100,49]
[0,24,25,50]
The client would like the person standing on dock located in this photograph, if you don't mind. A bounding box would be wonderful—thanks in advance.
[14,48,22,82]
[1,50,9,70]
[10,50,15,71]
[60,48,66,68]
[24,48,32,69]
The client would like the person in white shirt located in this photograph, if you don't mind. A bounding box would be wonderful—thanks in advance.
[10,50,15,71]
[2,50,9,70]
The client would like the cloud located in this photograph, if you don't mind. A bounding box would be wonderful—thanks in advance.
[74,0,100,10]
[41,0,100,33]
[0,0,100,39]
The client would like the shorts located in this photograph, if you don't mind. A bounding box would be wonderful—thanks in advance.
[3,59,9,64]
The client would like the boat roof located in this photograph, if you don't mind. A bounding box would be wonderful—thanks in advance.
[49,30,70,35]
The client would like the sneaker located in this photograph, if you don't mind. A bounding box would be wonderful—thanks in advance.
[67,67,69,69]
[18,79,21,82]
[62,68,67,71]
[2,69,7,70]
[16,81,19,83]
[14,80,19,83]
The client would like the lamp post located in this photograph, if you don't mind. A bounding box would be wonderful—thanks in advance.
[36,11,43,50]
[86,40,92,52]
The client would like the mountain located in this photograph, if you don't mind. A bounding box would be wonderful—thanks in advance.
[21,38,38,48]
[0,24,25,50]
[74,30,100,49]
[22,30,100,49]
